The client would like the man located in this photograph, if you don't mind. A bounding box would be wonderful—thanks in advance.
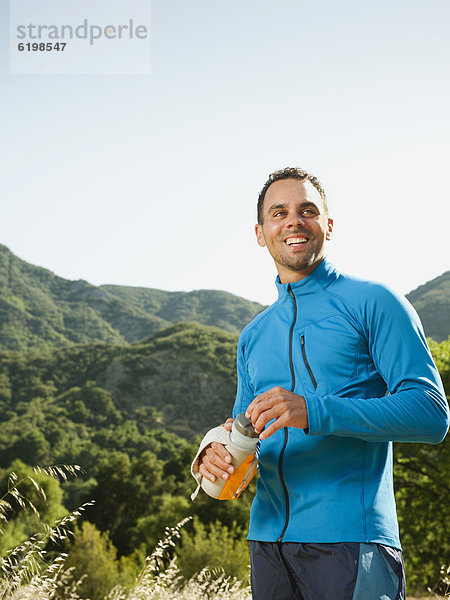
[195,167,448,600]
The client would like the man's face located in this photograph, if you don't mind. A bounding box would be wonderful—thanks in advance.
[255,178,333,283]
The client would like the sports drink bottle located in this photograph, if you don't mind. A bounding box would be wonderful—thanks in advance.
[200,413,259,500]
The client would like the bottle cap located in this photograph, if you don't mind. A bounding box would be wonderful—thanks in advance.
[233,413,259,439]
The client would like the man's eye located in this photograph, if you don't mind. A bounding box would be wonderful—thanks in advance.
[273,211,285,218]
[302,209,316,216]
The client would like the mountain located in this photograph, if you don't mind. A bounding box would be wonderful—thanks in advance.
[406,271,450,342]
[0,244,265,351]
[0,243,448,351]
[101,284,263,337]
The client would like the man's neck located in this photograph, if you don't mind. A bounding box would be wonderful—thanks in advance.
[276,257,324,284]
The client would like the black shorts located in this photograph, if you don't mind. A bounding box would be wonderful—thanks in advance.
[250,541,406,600]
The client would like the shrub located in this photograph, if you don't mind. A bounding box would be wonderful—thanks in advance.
[177,517,250,583]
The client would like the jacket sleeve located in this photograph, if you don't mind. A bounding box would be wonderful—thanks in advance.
[233,334,255,419]
[305,285,449,443]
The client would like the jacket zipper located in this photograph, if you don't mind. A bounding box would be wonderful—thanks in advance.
[277,284,297,542]
[301,335,318,390]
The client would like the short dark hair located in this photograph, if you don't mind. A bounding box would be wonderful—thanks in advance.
[257,167,327,224]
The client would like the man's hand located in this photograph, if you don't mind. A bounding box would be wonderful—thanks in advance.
[245,387,308,439]
[198,418,234,482]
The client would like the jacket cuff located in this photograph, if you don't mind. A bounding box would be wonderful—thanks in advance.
[303,392,321,436]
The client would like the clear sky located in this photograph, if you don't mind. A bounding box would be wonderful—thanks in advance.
[1,0,449,305]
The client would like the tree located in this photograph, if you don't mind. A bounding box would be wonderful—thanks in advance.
[177,517,250,582]
[88,450,167,554]
[394,338,450,593]
[0,459,66,553]
[64,521,120,600]
[132,494,190,551]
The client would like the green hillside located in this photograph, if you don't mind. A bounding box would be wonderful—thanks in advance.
[102,284,264,336]
[406,271,450,342]
[0,321,254,565]
[0,244,264,351]
[0,321,238,454]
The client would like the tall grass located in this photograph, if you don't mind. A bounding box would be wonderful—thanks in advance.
[0,468,251,600]
[107,519,251,600]
[427,566,450,600]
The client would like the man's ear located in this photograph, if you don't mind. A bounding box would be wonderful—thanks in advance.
[326,218,334,241]
[255,224,266,247]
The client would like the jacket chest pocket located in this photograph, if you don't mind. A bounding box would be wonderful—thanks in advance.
[298,317,360,395]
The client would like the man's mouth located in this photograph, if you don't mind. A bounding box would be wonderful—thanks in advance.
[284,236,309,246]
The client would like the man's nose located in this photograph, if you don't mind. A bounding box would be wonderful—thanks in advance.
[286,210,305,227]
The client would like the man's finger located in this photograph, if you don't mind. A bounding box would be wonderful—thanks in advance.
[199,444,235,479]
[199,460,232,482]
[246,391,269,417]
[198,440,234,480]
[210,441,233,464]
[259,415,286,440]
[223,418,234,431]
[248,396,282,428]
[253,406,279,434]
[246,387,284,417]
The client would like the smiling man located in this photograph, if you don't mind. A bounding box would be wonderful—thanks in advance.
[255,173,332,285]
[196,167,449,600]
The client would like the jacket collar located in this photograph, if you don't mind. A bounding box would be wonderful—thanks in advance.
[275,256,339,300]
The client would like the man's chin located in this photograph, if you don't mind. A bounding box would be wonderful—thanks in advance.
[283,254,324,274]
[286,257,315,272]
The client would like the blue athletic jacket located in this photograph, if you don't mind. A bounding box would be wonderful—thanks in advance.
[233,258,448,548]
